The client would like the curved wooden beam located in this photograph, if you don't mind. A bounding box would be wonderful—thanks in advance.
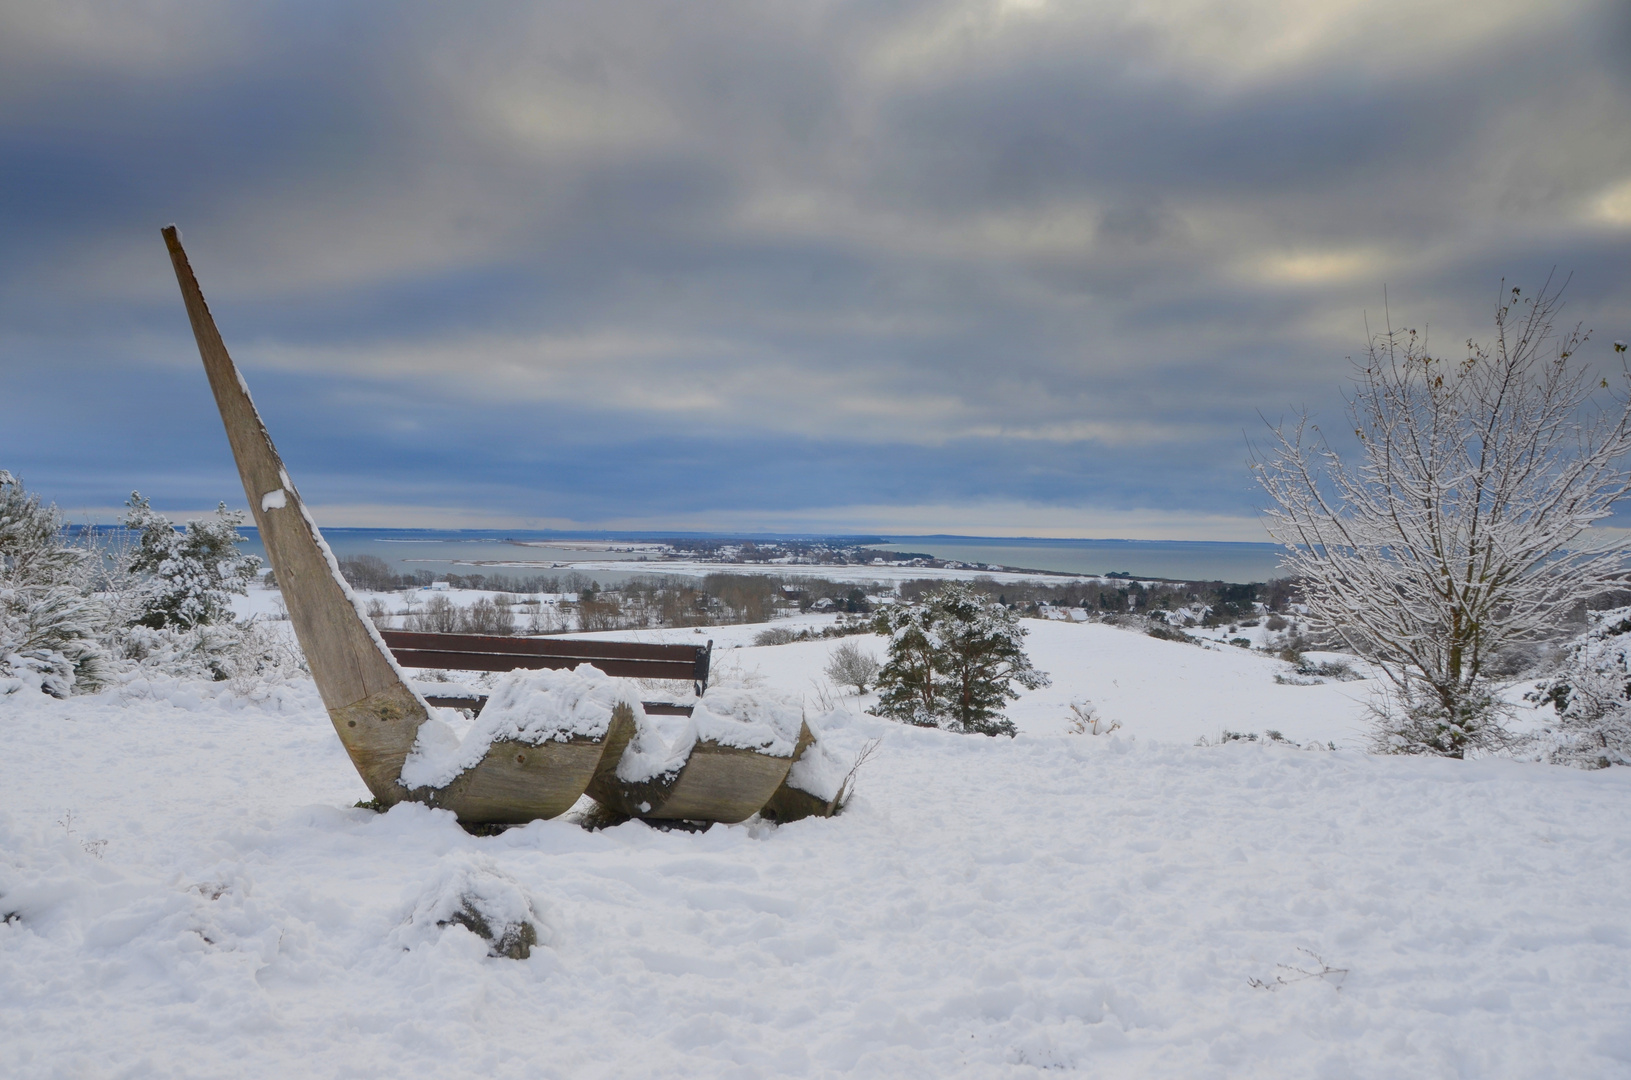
[163,226,426,805]
[586,720,809,825]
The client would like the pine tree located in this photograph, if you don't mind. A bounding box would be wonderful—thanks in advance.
[121,493,262,630]
[871,584,1049,736]
[872,599,941,726]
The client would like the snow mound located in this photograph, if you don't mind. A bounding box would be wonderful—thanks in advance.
[400,663,643,790]
[690,686,804,755]
[390,854,549,960]
[615,685,804,784]
[784,708,856,804]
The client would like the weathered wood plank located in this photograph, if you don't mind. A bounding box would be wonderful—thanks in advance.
[423,694,695,718]
[391,648,697,680]
[586,721,809,825]
[164,227,630,826]
[417,704,638,825]
[382,630,706,664]
[163,226,425,804]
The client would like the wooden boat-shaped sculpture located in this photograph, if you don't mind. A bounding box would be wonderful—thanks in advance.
[587,694,814,825]
[161,226,833,826]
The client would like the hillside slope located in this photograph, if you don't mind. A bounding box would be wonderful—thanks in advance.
[3,619,1629,1078]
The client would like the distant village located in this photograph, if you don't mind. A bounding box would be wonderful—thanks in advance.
[555,536,1023,574]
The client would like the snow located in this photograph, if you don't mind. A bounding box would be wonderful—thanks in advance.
[4,615,1631,1077]
[401,664,644,790]
[610,685,806,786]
[614,709,696,785]
[690,686,804,756]
[259,489,287,512]
[784,708,862,803]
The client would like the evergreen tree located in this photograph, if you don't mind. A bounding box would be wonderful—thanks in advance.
[121,493,262,630]
[872,598,941,726]
[871,583,1049,736]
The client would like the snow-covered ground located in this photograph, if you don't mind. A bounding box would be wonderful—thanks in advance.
[4,606,1631,1077]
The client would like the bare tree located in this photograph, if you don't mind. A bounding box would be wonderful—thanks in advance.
[825,640,880,694]
[1256,281,1631,756]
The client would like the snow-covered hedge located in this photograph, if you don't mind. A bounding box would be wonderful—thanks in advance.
[0,471,111,698]
[1529,606,1631,768]
[2,475,277,699]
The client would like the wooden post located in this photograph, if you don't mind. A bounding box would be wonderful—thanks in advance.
[162,226,425,804]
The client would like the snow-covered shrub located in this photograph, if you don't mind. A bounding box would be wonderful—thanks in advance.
[1527,607,1631,768]
[91,493,301,688]
[871,583,1049,736]
[1368,680,1508,758]
[392,855,547,960]
[1066,699,1119,735]
[109,619,307,686]
[0,470,111,697]
[121,493,261,630]
[824,640,880,694]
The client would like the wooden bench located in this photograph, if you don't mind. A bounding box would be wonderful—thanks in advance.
[378,629,712,717]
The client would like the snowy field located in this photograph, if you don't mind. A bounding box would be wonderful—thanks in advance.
[5,604,1631,1077]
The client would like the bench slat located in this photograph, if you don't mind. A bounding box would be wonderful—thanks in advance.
[422,694,695,718]
[381,630,712,700]
[390,648,697,681]
[380,630,705,664]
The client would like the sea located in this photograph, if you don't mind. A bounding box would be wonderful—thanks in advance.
[206,528,1286,584]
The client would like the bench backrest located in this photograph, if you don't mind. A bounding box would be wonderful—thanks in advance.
[379,630,713,709]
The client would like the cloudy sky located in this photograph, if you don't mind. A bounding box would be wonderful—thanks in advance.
[3,0,1629,540]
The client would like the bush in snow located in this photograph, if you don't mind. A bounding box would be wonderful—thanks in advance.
[824,640,881,694]
[870,583,1049,737]
[1066,699,1120,735]
[1527,606,1631,768]
[392,856,546,960]
[96,493,290,686]
[121,493,262,631]
[110,619,308,687]
[0,470,111,697]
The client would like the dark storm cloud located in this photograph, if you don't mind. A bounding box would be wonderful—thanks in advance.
[2,0,1629,537]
